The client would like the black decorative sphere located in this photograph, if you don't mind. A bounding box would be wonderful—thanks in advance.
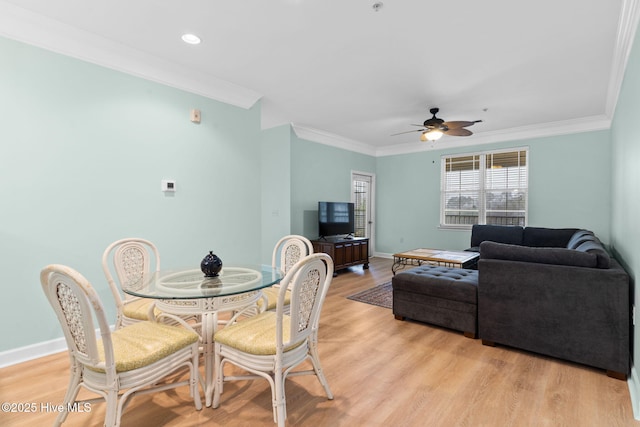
[201,251,223,277]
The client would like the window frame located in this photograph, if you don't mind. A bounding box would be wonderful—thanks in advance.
[439,147,529,230]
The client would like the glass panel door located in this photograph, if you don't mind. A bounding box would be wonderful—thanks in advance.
[352,172,375,256]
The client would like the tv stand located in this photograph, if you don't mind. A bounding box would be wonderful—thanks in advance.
[312,237,369,274]
[320,234,354,241]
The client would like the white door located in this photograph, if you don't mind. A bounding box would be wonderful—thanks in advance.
[351,171,375,256]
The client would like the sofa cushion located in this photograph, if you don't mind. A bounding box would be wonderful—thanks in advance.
[480,241,598,268]
[566,230,596,250]
[575,240,610,269]
[470,224,524,249]
[522,227,579,247]
[392,265,478,305]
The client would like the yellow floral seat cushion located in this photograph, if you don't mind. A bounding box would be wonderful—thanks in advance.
[258,287,291,311]
[214,311,304,355]
[90,322,199,373]
[122,298,160,321]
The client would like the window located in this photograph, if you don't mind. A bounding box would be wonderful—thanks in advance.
[441,148,528,228]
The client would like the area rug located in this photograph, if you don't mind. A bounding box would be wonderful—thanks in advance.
[347,281,392,309]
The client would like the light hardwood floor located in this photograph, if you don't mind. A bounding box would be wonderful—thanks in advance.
[1,257,637,426]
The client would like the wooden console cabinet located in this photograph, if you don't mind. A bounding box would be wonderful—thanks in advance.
[311,237,369,273]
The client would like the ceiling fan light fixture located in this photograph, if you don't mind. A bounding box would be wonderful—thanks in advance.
[422,129,443,141]
[181,33,201,45]
[392,107,479,141]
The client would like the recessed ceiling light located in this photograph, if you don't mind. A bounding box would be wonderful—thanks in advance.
[181,33,201,45]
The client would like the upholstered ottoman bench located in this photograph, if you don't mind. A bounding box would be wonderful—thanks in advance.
[392,265,479,338]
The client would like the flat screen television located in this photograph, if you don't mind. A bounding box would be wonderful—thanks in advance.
[318,201,355,237]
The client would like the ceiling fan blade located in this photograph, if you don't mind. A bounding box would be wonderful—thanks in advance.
[391,129,425,136]
[444,128,473,136]
[443,120,482,129]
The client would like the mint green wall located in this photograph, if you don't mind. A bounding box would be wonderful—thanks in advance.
[527,131,611,238]
[375,130,612,255]
[0,27,630,373]
[375,149,445,252]
[0,36,263,351]
[611,19,640,397]
[290,135,376,239]
[261,124,292,261]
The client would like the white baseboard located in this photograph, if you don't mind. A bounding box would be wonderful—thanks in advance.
[0,326,113,369]
[629,361,640,420]
[373,252,393,259]
[0,337,67,368]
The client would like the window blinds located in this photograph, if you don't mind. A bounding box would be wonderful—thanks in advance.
[441,149,528,227]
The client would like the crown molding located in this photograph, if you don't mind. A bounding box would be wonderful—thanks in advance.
[0,1,262,109]
[374,115,612,157]
[0,0,630,158]
[291,124,377,156]
[293,115,611,158]
[606,0,640,117]
[285,0,635,158]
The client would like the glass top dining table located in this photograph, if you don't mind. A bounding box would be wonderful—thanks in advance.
[121,264,283,407]
[122,265,283,299]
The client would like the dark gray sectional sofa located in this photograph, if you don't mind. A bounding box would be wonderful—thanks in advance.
[473,225,630,379]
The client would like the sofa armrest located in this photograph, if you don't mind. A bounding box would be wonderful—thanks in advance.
[478,258,630,374]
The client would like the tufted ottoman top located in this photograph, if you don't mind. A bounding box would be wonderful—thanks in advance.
[392,265,478,304]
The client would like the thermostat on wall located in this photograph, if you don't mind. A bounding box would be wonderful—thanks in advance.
[161,179,176,192]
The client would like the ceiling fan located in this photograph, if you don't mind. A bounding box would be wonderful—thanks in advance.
[392,107,482,141]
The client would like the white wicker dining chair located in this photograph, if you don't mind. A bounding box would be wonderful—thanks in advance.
[102,238,160,328]
[40,264,202,427]
[212,253,334,426]
[261,235,314,311]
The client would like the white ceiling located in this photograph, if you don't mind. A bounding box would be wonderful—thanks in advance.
[1,0,638,156]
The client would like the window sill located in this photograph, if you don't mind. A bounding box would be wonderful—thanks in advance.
[438,224,473,231]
